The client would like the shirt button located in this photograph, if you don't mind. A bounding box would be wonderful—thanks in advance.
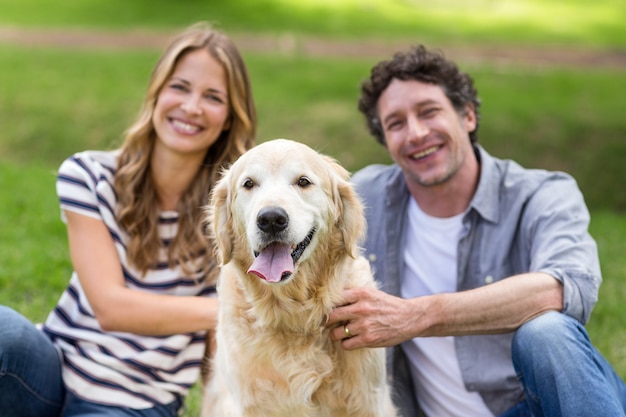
[484,275,494,284]
[368,253,377,263]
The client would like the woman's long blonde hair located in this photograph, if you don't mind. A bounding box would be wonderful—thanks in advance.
[114,22,256,277]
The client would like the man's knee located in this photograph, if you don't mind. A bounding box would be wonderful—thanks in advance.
[511,311,588,370]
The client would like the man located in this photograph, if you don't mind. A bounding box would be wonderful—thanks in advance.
[328,45,626,416]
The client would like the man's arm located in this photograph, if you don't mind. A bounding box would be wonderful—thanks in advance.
[328,271,562,350]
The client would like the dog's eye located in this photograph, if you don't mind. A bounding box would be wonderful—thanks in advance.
[242,178,256,189]
[296,177,312,188]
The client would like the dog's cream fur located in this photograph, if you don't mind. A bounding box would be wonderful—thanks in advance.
[201,139,396,417]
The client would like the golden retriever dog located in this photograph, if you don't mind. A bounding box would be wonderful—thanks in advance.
[201,139,396,417]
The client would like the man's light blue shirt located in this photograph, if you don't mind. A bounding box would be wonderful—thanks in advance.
[352,145,601,416]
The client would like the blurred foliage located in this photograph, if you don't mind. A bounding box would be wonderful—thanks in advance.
[1,44,624,209]
[0,0,625,48]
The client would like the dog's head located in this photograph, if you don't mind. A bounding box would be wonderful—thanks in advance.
[207,139,365,285]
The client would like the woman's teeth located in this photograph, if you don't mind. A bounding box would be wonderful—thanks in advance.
[172,119,200,134]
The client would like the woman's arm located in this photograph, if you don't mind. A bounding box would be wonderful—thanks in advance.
[65,210,218,335]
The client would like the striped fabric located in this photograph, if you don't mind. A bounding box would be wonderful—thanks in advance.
[42,150,215,409]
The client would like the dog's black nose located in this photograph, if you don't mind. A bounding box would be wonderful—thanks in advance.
[257,207,289,234]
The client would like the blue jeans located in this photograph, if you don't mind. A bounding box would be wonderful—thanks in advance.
[0,306,183,417]
[500,311,626,417]
[62,390,183,417]
[0,305,65,417]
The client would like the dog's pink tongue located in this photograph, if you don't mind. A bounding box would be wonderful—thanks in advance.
[248,243,294,283]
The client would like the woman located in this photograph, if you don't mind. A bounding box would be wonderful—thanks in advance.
[0,22,256,416]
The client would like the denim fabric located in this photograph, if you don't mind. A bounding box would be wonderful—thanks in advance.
[62,390,183,417]
[499,400,532,417]
[0,306,185,417]
[504,312,626,417]
[0,305,65,417]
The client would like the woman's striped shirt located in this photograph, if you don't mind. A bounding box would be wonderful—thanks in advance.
[42,150,215,409]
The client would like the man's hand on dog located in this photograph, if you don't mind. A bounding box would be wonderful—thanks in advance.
[328,287,425,350]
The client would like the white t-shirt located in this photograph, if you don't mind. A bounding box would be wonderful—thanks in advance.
[401,198,494,417]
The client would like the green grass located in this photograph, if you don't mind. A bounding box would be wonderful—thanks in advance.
[1,0,625,48]
[2,44,625,209]
[588,212,626,378]
[0,46,154,166]
[0,163,70,323]
[0,44,389,170]
[473,66,626,211]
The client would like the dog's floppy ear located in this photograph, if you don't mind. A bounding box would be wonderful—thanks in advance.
[208,167,234,265]
[326,157,366,258]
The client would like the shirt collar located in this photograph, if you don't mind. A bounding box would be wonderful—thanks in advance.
[468,144,501,224]
[386,164,410,207]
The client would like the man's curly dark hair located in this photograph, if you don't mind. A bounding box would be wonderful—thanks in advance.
[358,45,481,146]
